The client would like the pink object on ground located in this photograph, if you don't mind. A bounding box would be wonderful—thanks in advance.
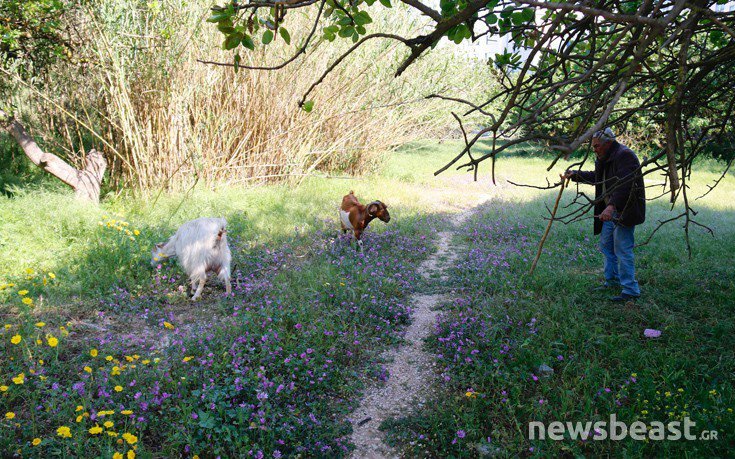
[643,329,662,338]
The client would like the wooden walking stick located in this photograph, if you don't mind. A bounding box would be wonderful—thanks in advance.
[529,176,570,275]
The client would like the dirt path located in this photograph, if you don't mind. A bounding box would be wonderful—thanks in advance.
[348,210,469,458]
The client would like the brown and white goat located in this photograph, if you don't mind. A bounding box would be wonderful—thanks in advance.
[339,190,390,246]
[151,217,232,301]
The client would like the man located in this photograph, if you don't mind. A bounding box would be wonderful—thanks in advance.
[564,128,646,302]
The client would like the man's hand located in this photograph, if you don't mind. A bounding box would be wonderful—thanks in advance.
[599,204,616,222]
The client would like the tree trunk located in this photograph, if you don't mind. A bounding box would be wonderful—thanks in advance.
[1,110,106,202]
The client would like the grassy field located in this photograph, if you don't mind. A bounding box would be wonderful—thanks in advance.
[1,140,733,457]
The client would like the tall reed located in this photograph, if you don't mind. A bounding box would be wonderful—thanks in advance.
[18,1,495,192]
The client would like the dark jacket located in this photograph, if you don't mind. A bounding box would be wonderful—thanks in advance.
[571,141,646,235]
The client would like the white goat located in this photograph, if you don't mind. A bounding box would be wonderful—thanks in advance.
[151,217,232,301]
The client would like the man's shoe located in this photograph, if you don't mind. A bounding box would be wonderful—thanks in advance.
[611,293,640,302]
[592,282,619,292]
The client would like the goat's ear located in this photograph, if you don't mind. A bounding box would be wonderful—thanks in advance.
[155,243,164,249]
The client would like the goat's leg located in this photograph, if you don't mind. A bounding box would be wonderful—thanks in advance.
[190,278,197,294]
[191,275,206,301]
[354,231,363,251]
[223,271,232,295]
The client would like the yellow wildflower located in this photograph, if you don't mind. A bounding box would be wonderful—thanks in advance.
[5,412,15,419]
[35,322,45,327]
[0,385,8,392]
[76,415,83,423]
[25,268,34,275]
[163,321,174,330]
[22,298,33,305]
[12,373,25,385]
[89,426,103,435]
[90,349,98,357]
[10,334,21,345]
[84,366,92,374]
[107,431,118,437]
[47,336,59,347]
[113,453,123,459]
[183,356,194,362]
[112,366,121,376]
[122,432,138,445]
[32,438,41,446]
[56,426,72,438]
[121,410,133,415]
[127,451,136,459]
[18,290,29,296]
[75,405,84,412]
[104,421,114,428]
[133,230,140,236]
[106,355,114,361]
[36,339,42,345]
[142,359,150,365]
[114,385,123,392]
[48,272,56,279]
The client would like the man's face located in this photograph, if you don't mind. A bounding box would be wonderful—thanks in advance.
[592,138,611,160]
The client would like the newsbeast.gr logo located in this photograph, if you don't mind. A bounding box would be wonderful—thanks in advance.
[528,415,719,441]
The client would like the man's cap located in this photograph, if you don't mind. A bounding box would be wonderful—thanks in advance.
[593,127,615,141]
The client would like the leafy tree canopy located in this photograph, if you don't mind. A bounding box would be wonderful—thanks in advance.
[0,0,77,80]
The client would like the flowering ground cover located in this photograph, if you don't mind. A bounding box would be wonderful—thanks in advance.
[2,141,733,457]
[383,193,735,456]
[0,206,449,456]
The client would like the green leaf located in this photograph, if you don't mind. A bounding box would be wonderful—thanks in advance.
[207,12,230,23]
[356,25,366,35]
[234,53,240,73]
[379,0,392,7]
[440,0,456,13]
[302,100,314,112]
[262,30,274,44]
[353,11,373,26]
[511,12,525,26]
[521,8,534,22]
[279,27,291,45]
[242,34,255,50]
[452,24,469,43]
[338,26,355,38]
[223,33,243,50]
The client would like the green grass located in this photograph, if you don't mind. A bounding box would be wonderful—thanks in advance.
[1,140,733,457]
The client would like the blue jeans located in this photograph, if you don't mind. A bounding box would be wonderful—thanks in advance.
[599,219,641,296]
